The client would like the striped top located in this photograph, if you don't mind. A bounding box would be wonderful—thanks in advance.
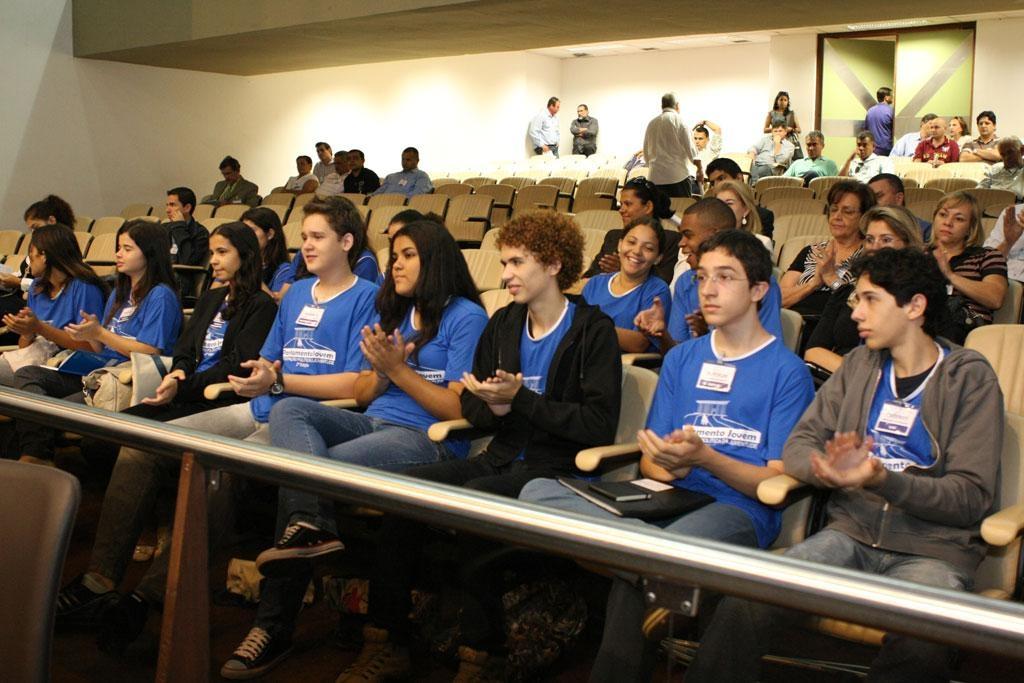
[948,246,1008,324]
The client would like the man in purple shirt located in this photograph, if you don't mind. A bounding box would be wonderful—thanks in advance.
[864,87,894,156]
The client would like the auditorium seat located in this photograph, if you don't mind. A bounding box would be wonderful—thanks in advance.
[807,176,844,200]
[338,193,367,206]
[292,193,318,213]
[754,177,804,198]
[84,232,118,276]
[924,177,976,193]
[757,186,814,206]
[213,204,248,220]
[475,184,516,226]
[906,200,938,222]
[435,182,473,198]
[573,177,619,212]
[74,215,94,232]
[73,231,93,256]
[463,177,497,189]
[480,288,513,316]
[200,217,234,231]
[966,325,1024,415]
[780,308,804,353]
[446,194,494,244]
[365,204,405,253]
[366,193,407,210]
[511,184,559,218]
[574,209,622,234]
[89,216,126,236]
[0,230,24,257]
[670,197,697,215]
[966,188,1017,217]
[479,229,499,252]
[538,176,577,212]
[461,249,503,291]
[903,187,944,205]
[582,228,609,264]
[261,192,296,209]
[499,176,536,191]
[992,280,1023,326]
[192,204,215,221]
[720,152,753,173]
[408,193,450,218]
[431,177,462,188]
[777,235,821,269]
[120,203,153,219]
[283,222,302,252]
[262,204,289,224]
[763,198,826,217]
[0,461,80,683]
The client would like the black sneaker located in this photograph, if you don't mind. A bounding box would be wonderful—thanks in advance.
[220,627,292,680]
[255,522,344,577]
[97,592,149,655]
[56,575,118,628]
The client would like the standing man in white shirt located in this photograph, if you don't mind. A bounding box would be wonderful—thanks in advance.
[528,97,561,157]
[644,93,701,198]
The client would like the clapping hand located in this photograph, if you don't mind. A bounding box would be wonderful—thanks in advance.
[634,296,666,337]
[462,369,522,416]
[810,431,886,489]
[639,426,704,478]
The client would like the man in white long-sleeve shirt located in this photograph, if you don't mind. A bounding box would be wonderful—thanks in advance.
[528,97,561,157]
[643,93,701,198]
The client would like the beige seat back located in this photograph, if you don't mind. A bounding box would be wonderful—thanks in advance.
[966,324,1024,415]
[89,216,126,236]
[462,249,503,291]
[213,204,248,220]
[780,308,804,353]
[480,288,513,316]
[447,195,494,243]
[367,193,407,210]
[511,185,559,217]
[757,185,813,205]
[575,210,622,233]
[436,183,473,198]
[992,280,1023,325]
[408,194,450,218]
[120,203,153,219]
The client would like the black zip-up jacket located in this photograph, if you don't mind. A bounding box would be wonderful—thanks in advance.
[171,287,278,403]
[460,298,622,471]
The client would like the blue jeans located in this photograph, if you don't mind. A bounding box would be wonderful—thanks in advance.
[686,528,971,683]
[270,397,453,536]
[519,478,758,683]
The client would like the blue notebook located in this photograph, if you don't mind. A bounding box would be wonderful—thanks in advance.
[56,351,115,376]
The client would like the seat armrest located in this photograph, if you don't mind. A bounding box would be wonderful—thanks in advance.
[321,398,358,409]
[757,474,808,506]
[621,353,662,367]
[203,382,234,400]
[576,442,641,472]
[981,502,1024,546]
[427,418,473,442]
[172,264,208,272]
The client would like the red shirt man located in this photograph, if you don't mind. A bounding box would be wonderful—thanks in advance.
[913,117,960,166]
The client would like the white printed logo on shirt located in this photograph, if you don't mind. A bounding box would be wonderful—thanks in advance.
[202,312,227,358]
[522,376,544,393]
[414,368,445,384]
[282,327,336,366]
[683,400,762,448]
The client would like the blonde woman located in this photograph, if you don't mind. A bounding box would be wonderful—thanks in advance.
[707,180,772,252]
[930,191,1007,342]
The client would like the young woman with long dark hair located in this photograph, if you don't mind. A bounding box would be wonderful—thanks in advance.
[0,224,106,384]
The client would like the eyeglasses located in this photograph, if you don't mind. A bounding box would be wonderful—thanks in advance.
[864,234,902,248]
[696,273,749,288]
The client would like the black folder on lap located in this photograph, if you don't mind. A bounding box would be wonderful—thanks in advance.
[557,477,715,520]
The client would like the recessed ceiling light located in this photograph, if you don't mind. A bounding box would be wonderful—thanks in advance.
[564,44,626,52]
[846,18,930,30]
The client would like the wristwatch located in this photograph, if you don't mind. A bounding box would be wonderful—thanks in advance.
[829,278,843,291]
[269,368,285,396]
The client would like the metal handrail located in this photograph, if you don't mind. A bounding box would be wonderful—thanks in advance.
[4,388,1024,657]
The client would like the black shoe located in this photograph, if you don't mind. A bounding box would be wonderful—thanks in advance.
[56,575,118,628]
[220,627,292,680]
[255,522,343,577]
[98,592,149,655]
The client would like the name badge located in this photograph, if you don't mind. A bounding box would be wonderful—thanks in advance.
[295,305,325,328]
[875,400,919,438]
[398,179,408,187]
[696,362,736,392]
[170,242,179,256]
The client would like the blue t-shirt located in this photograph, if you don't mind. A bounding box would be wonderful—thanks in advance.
[648,332,814,547]
[354,248,384,286]
[196,304,228,373]
[519,301,575,395]
[267,261,294,293]
[365,297,487,457]
[668,272,783,343]
[250,277,379,422]
[98,284,182,362]
[28,278,105,331]
[866,348,944,472]
[582,273,669,352]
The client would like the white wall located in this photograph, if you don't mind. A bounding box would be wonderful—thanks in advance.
[768,34,819,134]
[973,16,1024,140]
[559,43,771,156]
[1,0,563,226]
[4,1,1019,229]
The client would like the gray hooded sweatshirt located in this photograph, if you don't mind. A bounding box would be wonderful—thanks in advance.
[783,341,1003,576]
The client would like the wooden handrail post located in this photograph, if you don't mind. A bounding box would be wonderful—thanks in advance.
[156,452,209,682]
